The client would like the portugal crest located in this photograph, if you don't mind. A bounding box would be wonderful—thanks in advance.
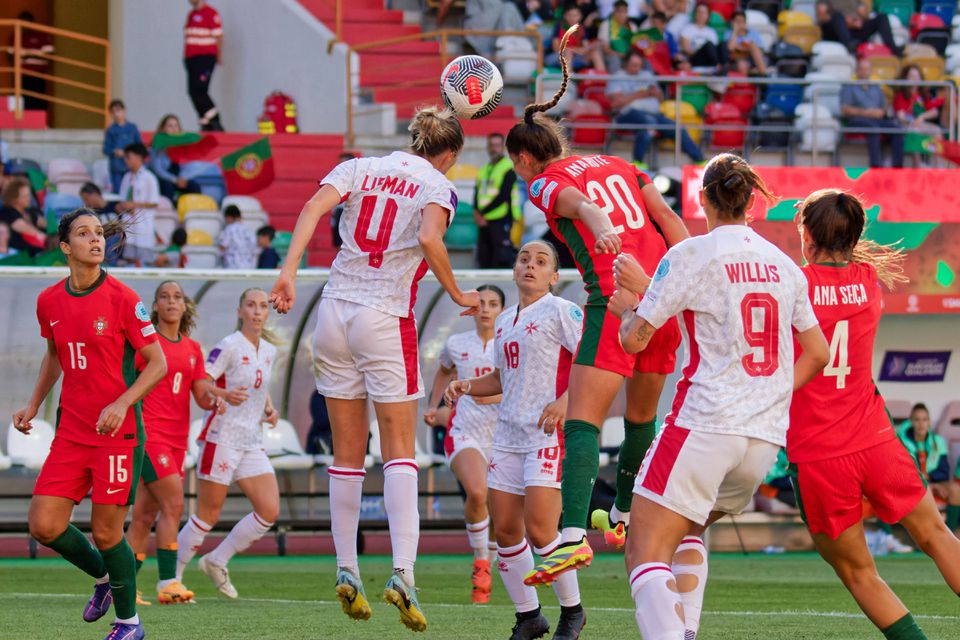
[235,153,263,180]
[94,316,108,336]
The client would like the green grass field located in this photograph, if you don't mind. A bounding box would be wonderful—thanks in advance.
[1,553,956,639]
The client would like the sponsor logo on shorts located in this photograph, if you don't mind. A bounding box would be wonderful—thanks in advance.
[541,181,558,208]
[529,178,546,197]
[654,258,670,281]
[135,301,150,322]
[541,461,554,474]
[106,487,124,495]
[217,462,231,473]
[158,454,170,468]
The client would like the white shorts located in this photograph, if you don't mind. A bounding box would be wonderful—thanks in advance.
[197,440,275,486]
[312,297,424,403]
[487,445,564,496]
[444,427,493,465]
[634,425,780,525]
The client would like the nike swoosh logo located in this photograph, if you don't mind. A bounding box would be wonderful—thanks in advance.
[49,320,60,326]
[106,488,124,495]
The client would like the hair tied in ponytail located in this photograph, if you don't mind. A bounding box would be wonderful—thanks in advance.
[523,23,580,123]
[723,174,744,189]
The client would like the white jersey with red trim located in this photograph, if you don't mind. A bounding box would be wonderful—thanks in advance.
[439,330,498,443]
[493,293,583,452]
[200,331,277,451]
[635,225,818,446]
[321,151,459,318]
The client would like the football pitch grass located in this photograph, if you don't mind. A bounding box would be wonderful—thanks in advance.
[1,553,957,639]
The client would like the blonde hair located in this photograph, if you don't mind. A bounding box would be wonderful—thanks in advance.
[798,189,907,290]
[151,280,197,336]
[505,25,579,162]
[236,287,281,345]
[409,106,464,158]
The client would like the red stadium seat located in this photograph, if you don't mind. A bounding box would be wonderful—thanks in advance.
[909,13,945,40]
[721,85,759,117]
[704,102,747,148]
[576,68,608,97]
[706,0,738,21]
[857,42,893,58]
[582,86,613,114]
[570,114,611,147]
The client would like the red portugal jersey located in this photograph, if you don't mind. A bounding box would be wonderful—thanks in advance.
[36,272,159,448]
[184,5,222,58]
[788,262,894,463]
[526,155,668,306]
[136,333,206,449]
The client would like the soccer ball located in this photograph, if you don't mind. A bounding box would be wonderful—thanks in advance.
[440,55,504,120]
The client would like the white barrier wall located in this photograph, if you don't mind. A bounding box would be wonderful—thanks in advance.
[109,0,348,134]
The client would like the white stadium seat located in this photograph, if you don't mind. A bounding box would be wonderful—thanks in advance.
[7,419,54,470]
[262,419,315,470]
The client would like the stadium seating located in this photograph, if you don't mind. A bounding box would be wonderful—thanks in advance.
[262,420,315,470]
[155,207,180,246]
[877,0,915,27]
[495,36,539,84]
[705,101,748,149]
[803,72,843,117]
[659,100,702,145]
[184,210,224,242]
[177,193,219,221]
[794,102,841,157]
[746,9,778,51]
[6,419,54,470]
[184,419,203,471]
[182,161,227,205]
[47,158,91,185]
[777,10,814,38]
[181,245,219,268]
[91,158,112,192]
[782,24,821,55]
[570,114,611,148]
[44,192,84,223]
[886,399,913,424]
[936,401,960,470]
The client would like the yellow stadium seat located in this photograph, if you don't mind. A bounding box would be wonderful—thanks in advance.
[659,100,702,146]
[186,229,214,246]
[176,193,219,221]
[777,10,813,38]
[446,163,479,182]
[902,43,937,60]
[906,56,945,81]
[867,55,901,81]
[782,25,822,55]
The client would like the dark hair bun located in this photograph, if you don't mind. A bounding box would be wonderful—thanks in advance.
[723,173,744,189]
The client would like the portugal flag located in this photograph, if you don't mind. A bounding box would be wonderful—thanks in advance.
[151,132,218,163]
[221,138,275,194]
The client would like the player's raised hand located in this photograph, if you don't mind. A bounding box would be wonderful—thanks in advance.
[456,289,481,317]
[613,253,651,295]
[270,273,297,314]
[12,405,37,434]
[96,399,130,436]
[595,229,622,255]
[444,379,471,405]
[537,396,568,435]
[607,288,640,318]
[224,386,249,406]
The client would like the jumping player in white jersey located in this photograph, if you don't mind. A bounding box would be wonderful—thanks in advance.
[270,107,480,632]
[446,240,586,640]
[424,284,505,604]
[610,154,830,640]
[175,288,281,600]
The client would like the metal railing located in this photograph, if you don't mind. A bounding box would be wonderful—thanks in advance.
[552,73,957,167]
[0,19,111,126]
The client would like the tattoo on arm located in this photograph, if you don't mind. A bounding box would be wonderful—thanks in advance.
[633,319,655,347]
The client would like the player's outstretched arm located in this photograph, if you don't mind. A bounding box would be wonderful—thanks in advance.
[793,325,830,390]
[425,364,456,426]
[97,341,167,436]
[640,183,690,247]
[192,378,224,413]
[13,339,62,433]
[553,187,622,255]
[271,184,343,314]
[444,369,502,404]
[420,203,480,315]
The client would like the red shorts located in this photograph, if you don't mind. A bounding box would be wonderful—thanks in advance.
[575,304,680,377]
[34,437,142,506]
[141,442,186,484]
[793,437,927,540]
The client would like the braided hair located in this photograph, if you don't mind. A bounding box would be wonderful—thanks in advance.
[505,24,580,162]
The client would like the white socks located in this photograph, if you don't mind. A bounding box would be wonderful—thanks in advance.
[497,540,539,613]
[328,466,365,577]
[205,512,273,567]
[383,459,420,584]
[176,515,211,581]
[672,536,708,639]
[466,517,491,560]
[610,505,630,526]
[630,562,686,640]
[534,535,580,607]
[560,526,587,544]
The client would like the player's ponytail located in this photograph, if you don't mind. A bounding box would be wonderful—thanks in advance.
[151,280,198,336]
[58,206,137,252]
[409,106,464,158]
[504,25,577,164]
[236,287,282,345]
[701,153,776,221]
[798,189,907,289]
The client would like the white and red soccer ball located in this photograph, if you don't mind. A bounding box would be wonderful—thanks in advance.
[440,55,504,120]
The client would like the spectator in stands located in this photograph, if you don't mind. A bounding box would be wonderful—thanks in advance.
[150,114,203,204]
[545,4,604,71]
[80,182,121,265]
[330,151,357,248]
[679,3,720,69]
[475,133,520,268]
[461,0,525,57]
[898,403,960,534]
[218,204,257,269]
[116,142,161,266]
[7,11,54,110]
[598,1,637,72]
[722,11,768,75]
[0,222,18,259]
[755,448,797,512]
[0,176,46,257]
[841,58,904,168]
[155,227,188,268]
[607,51,705,165]
[102,99,142,193]
[817,0,901,57]
[894,65,944,135]
[184,0,224,131]
[596,0,646,19]
[653,0,689,37]
[256,225,281,269]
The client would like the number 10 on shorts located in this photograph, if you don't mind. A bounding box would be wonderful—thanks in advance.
[109,454,128,484]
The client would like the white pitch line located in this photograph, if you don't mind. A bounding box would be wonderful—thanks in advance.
[4,593,959,622]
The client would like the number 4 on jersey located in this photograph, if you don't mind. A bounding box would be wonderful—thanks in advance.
[823,320,851,389]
